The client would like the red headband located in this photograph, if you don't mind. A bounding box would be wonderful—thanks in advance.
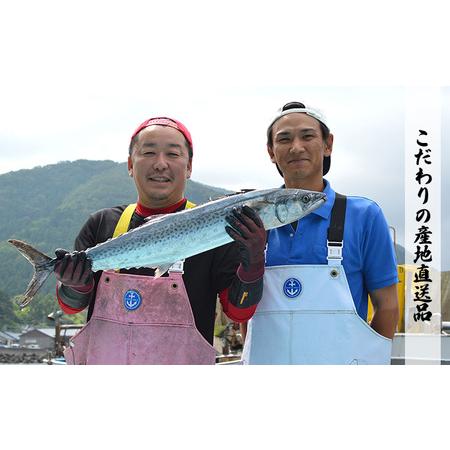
[130,116,193,151]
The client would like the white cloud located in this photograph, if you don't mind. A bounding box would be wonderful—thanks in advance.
[0,0,449,268]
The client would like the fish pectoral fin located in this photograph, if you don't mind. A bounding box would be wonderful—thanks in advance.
[154,263,174,278]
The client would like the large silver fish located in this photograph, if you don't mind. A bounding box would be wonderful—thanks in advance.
[9,188,326,308]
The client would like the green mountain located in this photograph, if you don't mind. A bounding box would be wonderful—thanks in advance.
[2,160,448,327]
[0,159,409,298]
[0,160,231,298]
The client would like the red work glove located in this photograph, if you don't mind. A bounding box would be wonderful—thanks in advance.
[54,249,94,291]
[225,205,267,275]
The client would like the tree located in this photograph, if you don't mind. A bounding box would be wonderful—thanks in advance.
[0,290,21,331]
[12,292,87,329]
[13,293,56,327]
[12,293,87,328]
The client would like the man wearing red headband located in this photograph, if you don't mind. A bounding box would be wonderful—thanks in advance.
[53,117,266,364]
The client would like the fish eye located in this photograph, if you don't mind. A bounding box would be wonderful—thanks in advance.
[302,194,311,203]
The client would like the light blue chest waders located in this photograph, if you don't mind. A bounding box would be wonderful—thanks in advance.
[242,194,392,365]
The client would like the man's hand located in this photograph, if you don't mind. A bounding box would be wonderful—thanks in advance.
[54,249,94,290]
[225,205,266,272]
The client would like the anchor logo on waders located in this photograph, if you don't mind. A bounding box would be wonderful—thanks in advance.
[283,278,303,299]
[123,290,142,311]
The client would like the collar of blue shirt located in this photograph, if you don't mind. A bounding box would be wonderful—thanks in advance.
[311,179,335,220]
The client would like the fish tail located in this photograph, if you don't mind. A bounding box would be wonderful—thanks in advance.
[8,239,54,309]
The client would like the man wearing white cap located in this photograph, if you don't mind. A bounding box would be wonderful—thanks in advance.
[241,102,399,364]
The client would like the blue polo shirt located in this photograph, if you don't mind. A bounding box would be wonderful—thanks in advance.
[265,180,398,320]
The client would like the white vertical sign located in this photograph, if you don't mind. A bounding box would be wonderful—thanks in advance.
[404,87,442,364]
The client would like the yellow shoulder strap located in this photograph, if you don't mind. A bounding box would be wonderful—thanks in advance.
[185,200,196,209]
[113,203,137,238]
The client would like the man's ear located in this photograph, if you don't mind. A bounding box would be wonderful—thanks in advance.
[267,145,276,164]
[127,156,133,177]
[324,133,334,157]
[186,158,192,179]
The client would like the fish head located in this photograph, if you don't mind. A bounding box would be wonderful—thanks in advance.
[248,188,326,229]
[276,188,326,223]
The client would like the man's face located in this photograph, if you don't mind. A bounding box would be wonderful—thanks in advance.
[128,125,192,208]
[268,113,333,188]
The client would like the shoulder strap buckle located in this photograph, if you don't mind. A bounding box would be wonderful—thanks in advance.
[168,260,185,274]
[327,240,343,265]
